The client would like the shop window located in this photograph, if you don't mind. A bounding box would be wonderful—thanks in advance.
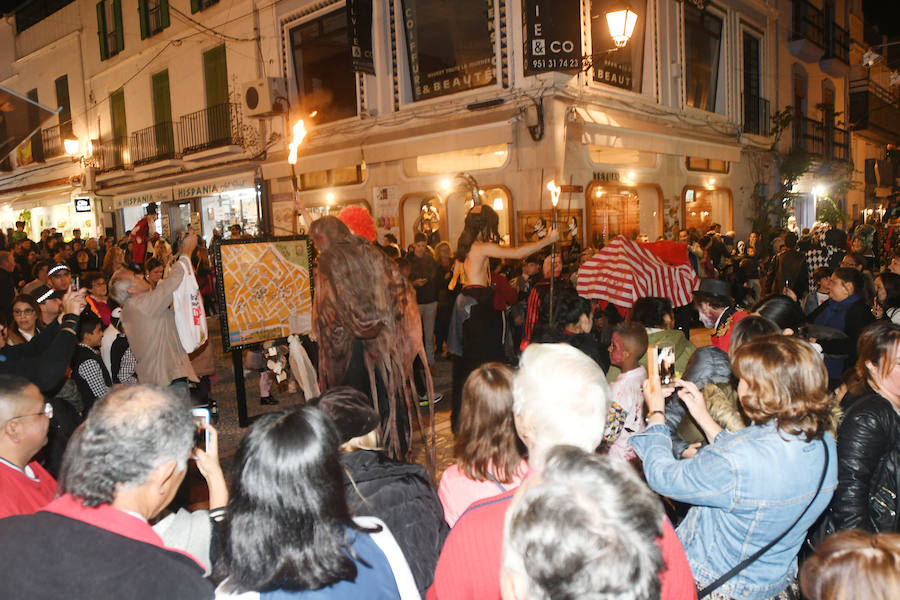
[299,164,366,190]
[685,157,729,173]
[684,3,722,112]
[683,187,732,232]
[404,144,508,177]
[299,200,372,229]
[139,0,169,39]
[590,0,646,92]
[400,193,444,247]
[96,0,124,60]
[587,183,641,246]
[290,10,357,123]
[190,0,217,13]
[401,0,496,102]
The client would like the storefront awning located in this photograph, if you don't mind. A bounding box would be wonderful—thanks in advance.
[573,107,743,163]
[262,118,514,180]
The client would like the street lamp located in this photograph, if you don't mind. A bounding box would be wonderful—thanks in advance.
[606,5,639,48]
[582,4,639,72]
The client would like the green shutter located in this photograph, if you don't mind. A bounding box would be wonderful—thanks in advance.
[190,0,199,14]
[152,70,173,124]
[113,0,124,53]
[96,1,108,60]
[110,89,127,140]
[160,0,170,29]
[138,0,148,39]
[203,44,228,107]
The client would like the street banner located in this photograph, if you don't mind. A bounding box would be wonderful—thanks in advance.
[522,0,583,75]
[401,0,496,101]
[347,0,375,74]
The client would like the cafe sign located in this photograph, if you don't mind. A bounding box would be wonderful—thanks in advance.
[113,188,172,210]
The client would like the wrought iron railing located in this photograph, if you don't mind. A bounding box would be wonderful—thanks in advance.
[743,93,771,136]
[129,122,177,165]
[178,102,243,154]
[793,116,825,157]
[850,78,900,108]
[826,22,849,63]
[40,125,62,158]
[792,0,825,48]
[830,125,849,162]
[96,137,130,172]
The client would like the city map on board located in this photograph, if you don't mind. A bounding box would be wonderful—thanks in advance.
[214,236,313,352]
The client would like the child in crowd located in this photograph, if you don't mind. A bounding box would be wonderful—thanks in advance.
[602,322,649,461]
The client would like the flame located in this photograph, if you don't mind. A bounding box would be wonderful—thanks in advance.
[287,119,308,165]
[546,180,561,207]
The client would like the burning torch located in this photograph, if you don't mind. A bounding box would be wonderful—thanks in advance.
[288,113,315,229]
[546,180,561,328]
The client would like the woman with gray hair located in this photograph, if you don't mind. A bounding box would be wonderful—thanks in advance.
[501,445,664,600]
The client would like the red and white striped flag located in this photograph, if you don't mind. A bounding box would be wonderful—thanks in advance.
[576,236,700,308]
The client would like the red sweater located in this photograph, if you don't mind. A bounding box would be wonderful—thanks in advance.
[427,488,696,600]
[0,459,57,519]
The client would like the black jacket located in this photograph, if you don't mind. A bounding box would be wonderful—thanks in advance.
[341,450,449,595]
[832,392,900,533]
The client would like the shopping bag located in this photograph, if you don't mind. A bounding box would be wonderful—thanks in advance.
[173,256,208,353]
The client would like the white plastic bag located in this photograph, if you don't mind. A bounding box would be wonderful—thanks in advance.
[173,256,208,353]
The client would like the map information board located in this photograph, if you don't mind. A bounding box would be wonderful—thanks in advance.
[214,236,313,352]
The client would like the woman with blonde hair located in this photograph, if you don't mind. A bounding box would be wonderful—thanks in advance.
[438,362,527,526]
[101,245,125,280]
[633,335,837,600]
[800,530,900,600]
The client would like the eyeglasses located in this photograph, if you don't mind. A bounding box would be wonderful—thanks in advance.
[9,402,53,421]
[13,308,35,316]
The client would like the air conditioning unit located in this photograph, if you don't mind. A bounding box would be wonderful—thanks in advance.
[241,78,288,118]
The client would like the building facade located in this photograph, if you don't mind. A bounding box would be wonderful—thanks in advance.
[0,0,897,248]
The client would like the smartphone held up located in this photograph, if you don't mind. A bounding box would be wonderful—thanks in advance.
[192,407,210,453]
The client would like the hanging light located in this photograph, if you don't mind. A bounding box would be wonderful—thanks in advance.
[606,4,639,48]
[63,139,80,155]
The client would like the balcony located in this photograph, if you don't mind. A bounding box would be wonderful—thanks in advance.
[850,79,900,143]
[820,22,849,77]
[793,116,824,157]
[129,122,176,166]
[40,125,63,159]
[95,137,131,173]
[790,0,825,63]
[178,102,243,155]
[829,125,849,162]
[743,93,771,136]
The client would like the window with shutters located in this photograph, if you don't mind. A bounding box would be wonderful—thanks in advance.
[96,0,124,60]
[190,0,218,14]
[139,0,170,39]
[55,75,73,139]
[684,3,723,112]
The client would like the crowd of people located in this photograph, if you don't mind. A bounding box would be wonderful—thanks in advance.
[1,198,900,599]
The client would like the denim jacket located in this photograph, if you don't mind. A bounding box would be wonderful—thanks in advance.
[630,422,837,600]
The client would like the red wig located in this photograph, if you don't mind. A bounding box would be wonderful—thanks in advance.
[338,205,377,242]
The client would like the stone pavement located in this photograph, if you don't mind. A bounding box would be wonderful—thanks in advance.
[204,317,456,478]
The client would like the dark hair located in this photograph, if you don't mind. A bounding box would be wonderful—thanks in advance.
[8,294,41,331]
[82,271,105,288]
[614,321,649,357]
[752,294,806,332]
[854,321,900,390]
[0,373,34,402]
[876,272,900,311]
[413,232,427,244]
[785,231,799,249]
[812,266,833,284]
[554,291,592,329]
[144,257,164,276]
[456,205,500,262]
[76,310,104,342]
[630,297,674,329]
[31,259,50,280]
[455,363,525,483]
[833,267,865,298]
[214,406,376,593]
[729,315,780,356]
[845,252,866,269]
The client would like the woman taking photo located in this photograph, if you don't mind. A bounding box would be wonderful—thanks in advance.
[830,320,900,533]
[632,335,837,600]
[213,406,418,599]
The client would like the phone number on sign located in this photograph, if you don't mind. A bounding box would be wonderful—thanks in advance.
[531,58,581,70]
